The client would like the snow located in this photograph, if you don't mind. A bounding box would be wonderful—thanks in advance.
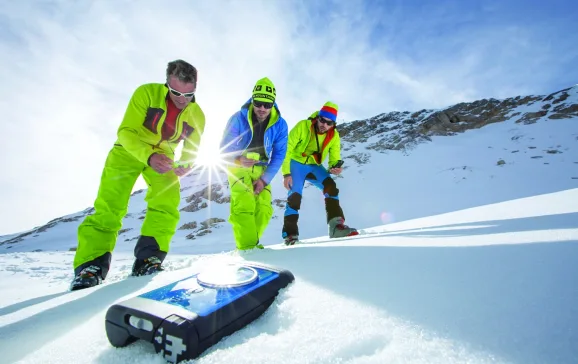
[1,91,578,363]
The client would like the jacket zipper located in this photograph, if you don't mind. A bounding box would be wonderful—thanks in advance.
[154,99,185,150]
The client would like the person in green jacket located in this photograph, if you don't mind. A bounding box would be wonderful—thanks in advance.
[219,77,289,250]
[70,59,206,291]
[281,101,358,245]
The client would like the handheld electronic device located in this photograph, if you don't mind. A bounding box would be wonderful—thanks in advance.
[105,262,294,363]
[173,161,193,169]
[245,152,260,161]
[331,160,344,169]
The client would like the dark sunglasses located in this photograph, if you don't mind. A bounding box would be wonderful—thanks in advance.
[318,116,335,126]
[253,100,274,109]
[167,84,195,98]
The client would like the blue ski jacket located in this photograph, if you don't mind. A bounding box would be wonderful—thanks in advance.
[220,98,289,185]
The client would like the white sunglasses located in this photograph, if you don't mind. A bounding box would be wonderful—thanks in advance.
[167,84,195,98]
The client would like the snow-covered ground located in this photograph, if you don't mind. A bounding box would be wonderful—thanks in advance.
[1,91,578,363]
[1,188,577,364]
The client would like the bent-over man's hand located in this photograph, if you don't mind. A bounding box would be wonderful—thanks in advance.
[237,156,260,168]
[329,167,343,175]
[173,161,193,177]
[149,153,173,174]
[174,166,192,177]
[283,175,293,190]
[253,178,266,195]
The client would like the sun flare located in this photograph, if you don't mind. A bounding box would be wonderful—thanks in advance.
[195,147,227,169]
[188,139,237,188]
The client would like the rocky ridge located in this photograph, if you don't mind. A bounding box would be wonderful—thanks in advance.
[338,85,578,157]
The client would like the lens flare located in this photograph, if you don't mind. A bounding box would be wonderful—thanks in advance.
[380,211,394,224]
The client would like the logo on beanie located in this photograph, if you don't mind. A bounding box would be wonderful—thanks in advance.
[252,84,276,102]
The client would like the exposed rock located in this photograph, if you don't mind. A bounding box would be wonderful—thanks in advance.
[179,221,198,230]
[82,207,95,215]
[0,213,85,245]
[197,229,212,237]
[272,199,286,208]
[552,91,570,104]
[346,153,371,165]
[542,87,571,101]
[118,228,132,235]
[131,189,144,196]
[200,218,226,230]
[549,103,578,119]
[181,218,225,239]
[181,183,230,212]
[517,111,548,124]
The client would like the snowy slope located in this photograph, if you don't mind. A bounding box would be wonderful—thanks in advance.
[1,86,577,364]
[0,188,577,364]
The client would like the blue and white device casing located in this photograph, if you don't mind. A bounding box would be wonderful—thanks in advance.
[105,262,294,364]
[140,264,279,316]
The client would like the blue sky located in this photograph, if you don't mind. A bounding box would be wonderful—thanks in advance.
[0,0,576,235]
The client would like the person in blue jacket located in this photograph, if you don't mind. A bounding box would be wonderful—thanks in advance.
[220,77,288,250]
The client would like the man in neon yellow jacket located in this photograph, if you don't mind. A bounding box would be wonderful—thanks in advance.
[70,60,205,291]
[220,77,288,250]
[281,101,358,245]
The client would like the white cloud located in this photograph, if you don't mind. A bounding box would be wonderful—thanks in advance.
[0,0,575,235]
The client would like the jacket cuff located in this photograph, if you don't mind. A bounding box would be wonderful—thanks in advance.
[147,153,156,166]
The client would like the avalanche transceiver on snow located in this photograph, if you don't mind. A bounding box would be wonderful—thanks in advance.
[105,262,294,363]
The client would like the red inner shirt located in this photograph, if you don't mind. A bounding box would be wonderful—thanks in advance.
[162,95,180,140]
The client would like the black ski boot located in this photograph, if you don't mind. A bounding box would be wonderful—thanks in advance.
[70,265,103,291]
[131,256,164,277]
[284,235,299,246]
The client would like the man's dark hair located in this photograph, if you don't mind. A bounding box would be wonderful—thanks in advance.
[166,59,197,86]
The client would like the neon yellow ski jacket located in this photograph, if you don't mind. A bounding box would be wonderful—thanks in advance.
[116,83,206,165]
[281,111,341,176]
